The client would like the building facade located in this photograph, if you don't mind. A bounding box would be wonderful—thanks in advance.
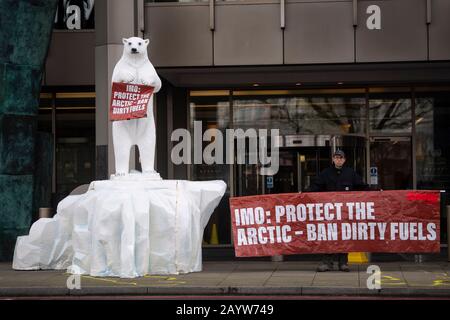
[39,0,450,251]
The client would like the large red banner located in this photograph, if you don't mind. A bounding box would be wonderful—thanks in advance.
[110,82,154,121]
[229,190,441,257]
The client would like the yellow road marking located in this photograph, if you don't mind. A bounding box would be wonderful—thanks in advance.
[81,275,138,286]
[432,273,450,286]
[379,273,406,285]
[63,272,186,286]
[144,275,167,278]
[382,275,401,281]
[432,279,450,286]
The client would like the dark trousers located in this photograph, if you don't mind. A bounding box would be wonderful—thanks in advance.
[322,253,347,265]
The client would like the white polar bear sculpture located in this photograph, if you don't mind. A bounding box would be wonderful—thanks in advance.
[12,36,227,278]
[111,37,162,176]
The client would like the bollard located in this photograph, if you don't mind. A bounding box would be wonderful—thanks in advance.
[348,252,369,264]
[39,207,53,219]
[209,223,219,245]
[447,205,450,262]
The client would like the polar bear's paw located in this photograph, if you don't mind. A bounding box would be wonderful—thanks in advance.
[121,76,135,84]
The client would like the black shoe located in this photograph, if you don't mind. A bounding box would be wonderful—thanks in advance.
[339,263,350,272]
[317,263,333,272]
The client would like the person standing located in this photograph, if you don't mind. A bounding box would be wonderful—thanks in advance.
[308,149,368,272]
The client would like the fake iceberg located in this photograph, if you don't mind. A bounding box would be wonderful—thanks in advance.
[12,178,226,278]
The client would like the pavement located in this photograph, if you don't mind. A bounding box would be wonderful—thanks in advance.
[1,260,450,298]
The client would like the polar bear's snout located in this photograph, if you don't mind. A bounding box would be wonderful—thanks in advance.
[127,43,141,55]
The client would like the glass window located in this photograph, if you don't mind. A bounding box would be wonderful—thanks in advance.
[38,90,96,210]
[145,0,208,3]
[55,92,96,204]
[38,93,53,134]
[35,93,54,222]
[189,92,231,245]
[370,137,413,190]
[233,93,366,135]
[236,163,265,196]
[415,91,450,191]
[369,93,412,133]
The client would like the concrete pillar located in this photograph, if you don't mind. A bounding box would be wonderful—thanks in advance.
[95,0,139,179]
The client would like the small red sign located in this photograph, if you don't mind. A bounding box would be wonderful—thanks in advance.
[110,82,154,121]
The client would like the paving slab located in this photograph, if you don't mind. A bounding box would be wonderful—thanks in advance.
[359,269,408,288]
[313,271,359,287]
[264,277,314,287]
[302,286,360,296]
[402,270,448,287]
[1,261,450,297]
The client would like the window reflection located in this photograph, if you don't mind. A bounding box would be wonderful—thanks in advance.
[233,95,366,135]
[189,94,231,245]
[37,90,96,218]
[187,87,450,246]
[415,92,450,190]
[369,94,412,133]
[54,94,95,204]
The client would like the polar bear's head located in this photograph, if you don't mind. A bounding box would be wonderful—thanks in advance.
[122,37,149,57]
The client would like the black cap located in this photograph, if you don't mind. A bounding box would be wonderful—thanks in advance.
[333,150,345,157]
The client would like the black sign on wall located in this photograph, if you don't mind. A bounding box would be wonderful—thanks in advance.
[54,0,95,30]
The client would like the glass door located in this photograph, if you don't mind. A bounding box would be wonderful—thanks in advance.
[369,137,413,190]
[295,147,329,193]
[189,91,231,245]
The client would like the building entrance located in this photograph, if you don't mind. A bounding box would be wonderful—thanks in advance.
[188,87,450,247]
[236,135,367,196]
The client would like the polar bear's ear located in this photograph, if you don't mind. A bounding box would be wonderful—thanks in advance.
[144,39,149,45]
[122,38,128,45]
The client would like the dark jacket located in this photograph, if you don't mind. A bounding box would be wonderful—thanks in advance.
[308,166,368,192]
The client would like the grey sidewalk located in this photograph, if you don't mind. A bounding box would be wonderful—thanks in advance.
[1,261,450,298]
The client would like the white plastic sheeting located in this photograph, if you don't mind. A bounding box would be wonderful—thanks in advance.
[13,179,226,278]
